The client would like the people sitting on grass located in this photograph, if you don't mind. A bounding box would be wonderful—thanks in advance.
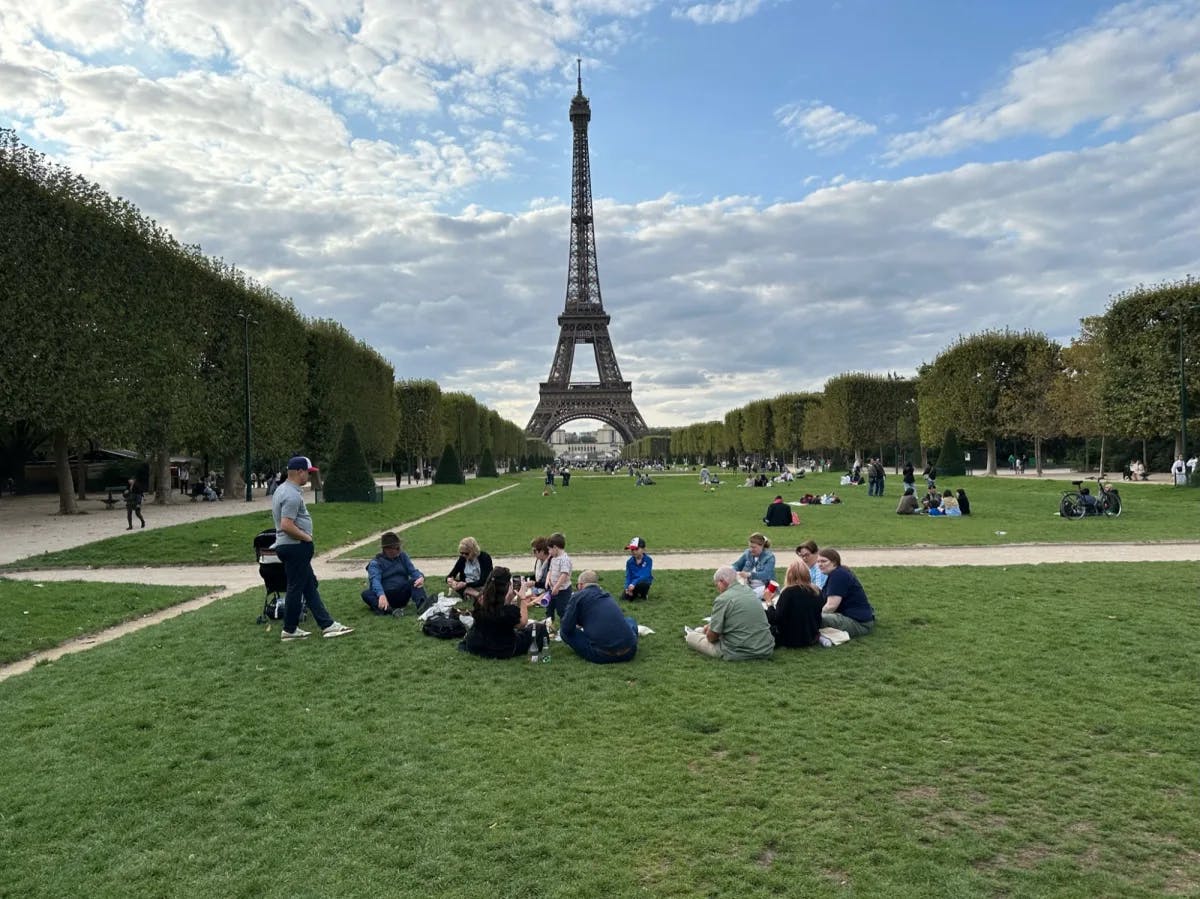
[896,486,919,515]
[921,485,942,513]
[1079,486,1098,513]
[816,549,876,638]
[461,566,548,660]
[763,495,794,527]
[446,536,493,601]
[795,540,828,589]
[766,561,823,649]
[623,537,654,600]
[684,566,774,660]
[361,532,429,616]
[559,570,639,663]
[731,532,777,597]
[956,488,972,515]
[940,489,961,516]
[520,536,551,602]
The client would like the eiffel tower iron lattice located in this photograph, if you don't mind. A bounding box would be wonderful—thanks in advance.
[525,65,648,445]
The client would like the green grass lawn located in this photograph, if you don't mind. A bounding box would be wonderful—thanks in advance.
[345,470,1200,558]
[2,564,1197,897]
[3,478,515,570]
[0,578,211,664]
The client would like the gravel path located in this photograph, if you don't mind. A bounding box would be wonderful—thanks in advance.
[2,474,1196,682]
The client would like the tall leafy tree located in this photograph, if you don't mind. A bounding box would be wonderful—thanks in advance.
[918,330,1060,475]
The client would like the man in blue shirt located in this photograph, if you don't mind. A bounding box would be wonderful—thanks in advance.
[560,571,639,664]
[623,536,654,600]
[361,532,430,616]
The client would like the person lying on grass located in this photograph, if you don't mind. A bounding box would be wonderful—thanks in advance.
[684,566,774,660]
[461,566,548,660]
[816,549,876,638]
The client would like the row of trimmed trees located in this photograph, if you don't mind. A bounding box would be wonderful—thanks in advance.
[0,130,541,511]
[666,280,1200,476]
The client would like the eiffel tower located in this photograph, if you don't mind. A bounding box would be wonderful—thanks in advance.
[525,63,648,444]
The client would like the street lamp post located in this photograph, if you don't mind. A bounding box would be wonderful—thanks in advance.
[236,310,256,502]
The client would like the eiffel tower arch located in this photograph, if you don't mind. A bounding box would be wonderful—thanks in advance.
[526,65,648,445]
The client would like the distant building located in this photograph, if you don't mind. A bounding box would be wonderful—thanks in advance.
[550,427,624,462]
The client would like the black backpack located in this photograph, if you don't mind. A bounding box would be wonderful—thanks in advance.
[422,612,467,640]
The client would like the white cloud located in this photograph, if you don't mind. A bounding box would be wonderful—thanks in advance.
[886,0,1200,162]
[776,100,877,151]
[672,0,764,25]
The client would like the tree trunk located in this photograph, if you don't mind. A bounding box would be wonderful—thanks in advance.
[75,453,87,500]
[224,453,241,501]
[1098,435,1106,478]
[54,430,78,515]
[985,436,998,475]
[1034,435,1044,477]
[153,447,172,504]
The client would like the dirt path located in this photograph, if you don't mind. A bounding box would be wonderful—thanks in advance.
[3,472,1197,683]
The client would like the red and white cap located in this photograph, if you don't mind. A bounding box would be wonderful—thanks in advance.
[626,536,645,550]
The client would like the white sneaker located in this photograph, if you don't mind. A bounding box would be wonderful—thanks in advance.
[818,634,833,648]
[322,622,355,639]
[281,627,311,641]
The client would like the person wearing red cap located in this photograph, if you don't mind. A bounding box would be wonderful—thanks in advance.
[623,537,653,600]
[271,455,354,641]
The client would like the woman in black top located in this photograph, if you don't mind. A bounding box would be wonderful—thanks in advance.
[765,561,823,648]
[956,488,971,515]
[462,567,547,659]
[446,536,493,600]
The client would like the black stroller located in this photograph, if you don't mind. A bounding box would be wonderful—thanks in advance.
[253,529,306,624]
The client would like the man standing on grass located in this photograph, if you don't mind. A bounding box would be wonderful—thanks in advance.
[559,570,638,663]
[684,566,773,660]
[272,455,354,642]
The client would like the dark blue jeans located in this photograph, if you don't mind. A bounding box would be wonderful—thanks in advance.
[360,583,428,613]
[547,588,572,623]
[275,541,333,632]
[561,617,639,664]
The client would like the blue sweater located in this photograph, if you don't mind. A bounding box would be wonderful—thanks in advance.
[560,585,637,654]
[366,551,423,597]
[624,553,654,590]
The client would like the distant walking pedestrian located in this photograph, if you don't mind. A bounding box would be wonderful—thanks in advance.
[123,478,145,530]
[178,466,189,496]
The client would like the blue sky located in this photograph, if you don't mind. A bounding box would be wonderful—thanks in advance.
[3,0,1199,431]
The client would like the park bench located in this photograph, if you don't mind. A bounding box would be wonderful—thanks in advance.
[101,485,126,510]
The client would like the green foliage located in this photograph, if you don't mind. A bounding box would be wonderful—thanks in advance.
[821,373,917,457]
[1098,278,1200,449]
[477,446,498,478]
[322,422,377,502]
[433,443,465,484]
[935,429,967,476]
[1,565,1197,897]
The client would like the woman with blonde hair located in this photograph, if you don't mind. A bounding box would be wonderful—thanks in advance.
[730,532,776,597]
[766,561,823,648]
[446,536,493,600]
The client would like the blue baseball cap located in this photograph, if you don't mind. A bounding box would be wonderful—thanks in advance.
[287,455,319,472]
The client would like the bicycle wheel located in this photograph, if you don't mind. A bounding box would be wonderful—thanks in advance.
[1102,490,1122,517]
[1060,493,1086,519]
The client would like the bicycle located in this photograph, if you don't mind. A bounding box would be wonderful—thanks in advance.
[1059,475,1122,519]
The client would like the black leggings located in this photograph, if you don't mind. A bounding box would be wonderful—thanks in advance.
[126,506,145,528]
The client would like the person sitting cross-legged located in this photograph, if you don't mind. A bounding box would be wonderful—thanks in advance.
[623,537,654,600]
[816,549,876,638]
[684,566,774,660]
[559,570,639,664]
[763,495,794,527]
[361,532,429,616]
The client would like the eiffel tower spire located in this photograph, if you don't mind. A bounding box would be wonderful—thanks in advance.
[525,64,648,443]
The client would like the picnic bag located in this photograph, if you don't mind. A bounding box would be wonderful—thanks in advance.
[422,611,467,639]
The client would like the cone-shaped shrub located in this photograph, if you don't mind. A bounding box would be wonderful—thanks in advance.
[323,422,378,502]
[434,443,465,484]
[477,447,498,478]
[935,429,967,477]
